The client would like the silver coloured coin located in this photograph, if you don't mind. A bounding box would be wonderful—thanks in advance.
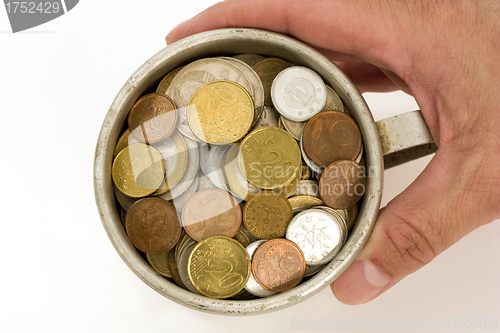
[218,146,232,193]
[323,85,344,113]
[175,233,191,263]
[225,144,261,201]
[196,170,216,191]
[355,145,364,164]
[169,174,199,213]
[177,239,202,294]
[152,131,184,180]
[205,144,230,190]
[286,208,344,265]
[281,115,306,141]
[174,231,188,264]
[220,57,264,125]
[198,143,226,191]
[290,180,320,198]
[166,58,252,109]
[315,206,348,245]
[113,184,138,211]
[271,66,327,122]
[299,134,323,176]
[198,142,210,175]
[304,263,326,277]
[233,53,266,67]
[251,105,279,131]
[159,137,199,201]
[244,240,275,297]
[176,106,201,142]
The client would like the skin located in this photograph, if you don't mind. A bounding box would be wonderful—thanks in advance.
[166,0,500,304]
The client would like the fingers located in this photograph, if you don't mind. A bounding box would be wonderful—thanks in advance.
[166,0,411,73]
[334,62,408,94]
[331,147,500,304]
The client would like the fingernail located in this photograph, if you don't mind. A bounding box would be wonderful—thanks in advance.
[332,260,390,305]
[165,30,176,45]
[166,20,189,45]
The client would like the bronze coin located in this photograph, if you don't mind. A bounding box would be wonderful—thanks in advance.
[125,197,182,254]
[128,93,178,144]
[182,189,242,242]
[302,111,362,167]
[243,192,293,239]
[319,160,366,209]
[251,239,305,293]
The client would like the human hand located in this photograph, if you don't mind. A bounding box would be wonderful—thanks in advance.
[166,0,500,304]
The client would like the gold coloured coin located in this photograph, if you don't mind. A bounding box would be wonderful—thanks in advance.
[112,143,164,198]
[272,169,300,198]
[288,195,324,210]
[252,57,291,105]
[323,85,345,113]
[113,129,139,159]
[187,236,251,299]
[151,131,188,195]
[243,192,293,239]
[187,80,254,144]
[147,251,172,278]
[300,163,311,180]
[238,127,301,190]
[156,66,183,95]
[233,229,251,248]
[278,116,284,130]
[233,53,265,67]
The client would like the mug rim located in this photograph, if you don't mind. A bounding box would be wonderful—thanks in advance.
[93,28,383,315]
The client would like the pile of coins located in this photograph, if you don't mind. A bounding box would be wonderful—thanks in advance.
[111,53,366,300]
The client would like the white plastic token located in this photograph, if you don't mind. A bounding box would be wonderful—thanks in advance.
[271,66,327,122]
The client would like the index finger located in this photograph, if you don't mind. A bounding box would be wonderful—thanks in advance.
[166,0,410,73]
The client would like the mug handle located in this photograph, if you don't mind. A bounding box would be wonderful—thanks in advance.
[376,110,437,169]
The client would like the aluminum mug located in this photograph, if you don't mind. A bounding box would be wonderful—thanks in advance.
[94,28,437,315]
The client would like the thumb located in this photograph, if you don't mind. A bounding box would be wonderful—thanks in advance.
[331,147,499,305]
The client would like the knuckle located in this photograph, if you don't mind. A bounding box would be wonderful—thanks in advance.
[379,210,441,274]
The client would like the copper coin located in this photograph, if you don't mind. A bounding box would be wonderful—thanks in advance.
[319,160,366,209]
[182,189,242,242]
[251,239,305,293]
[127,93,178,144]
[125,197,182,254]
[302,111,362,167]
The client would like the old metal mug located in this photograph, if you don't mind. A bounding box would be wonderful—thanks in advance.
[94,28,437,315]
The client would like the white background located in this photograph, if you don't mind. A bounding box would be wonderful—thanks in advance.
[0,1,498,332]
